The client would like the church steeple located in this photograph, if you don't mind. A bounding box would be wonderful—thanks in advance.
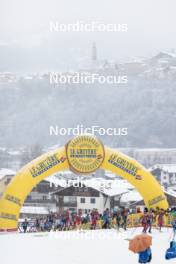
[91,42,97,62]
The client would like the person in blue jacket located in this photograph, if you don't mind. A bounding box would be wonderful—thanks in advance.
[165,240,176,260]
[102,209,110,229]
[22,218,28,233]
[138,247,152,263]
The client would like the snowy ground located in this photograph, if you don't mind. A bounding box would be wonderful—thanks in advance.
[0,227,175,264]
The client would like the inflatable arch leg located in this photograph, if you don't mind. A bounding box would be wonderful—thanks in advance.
[0,146,69,231]
[101,147,168,210]
[0,136,168,231]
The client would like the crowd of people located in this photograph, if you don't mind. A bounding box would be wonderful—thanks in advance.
[140,207,176,234]
[20,207,129,233]
[20,207,176,234]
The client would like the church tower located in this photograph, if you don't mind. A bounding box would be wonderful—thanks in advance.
[91,42,97,62]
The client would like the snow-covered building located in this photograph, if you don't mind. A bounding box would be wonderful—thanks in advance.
[50,177,134,214]
[149,164,176,187]
[23,180,58,214]
[0,168,16,198]
[51,184,108,214]
[0,72,18,83]
[149,52,176,67]
[120,190,143,207]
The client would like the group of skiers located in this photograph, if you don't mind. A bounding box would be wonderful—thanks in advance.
[21,207,129,233]
[21,206,176,235]
[140,207,165,233]
[139,207,176,234]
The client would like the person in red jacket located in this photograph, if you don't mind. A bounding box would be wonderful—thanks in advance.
[65,210,71,230]
[141,208,149,233]
[91,209,99,229]
[158,209,165,231]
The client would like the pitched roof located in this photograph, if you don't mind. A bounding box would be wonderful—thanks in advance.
[149,164,176,173]
[0,168,16,181]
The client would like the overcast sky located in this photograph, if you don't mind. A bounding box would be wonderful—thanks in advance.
[0,0,176,72]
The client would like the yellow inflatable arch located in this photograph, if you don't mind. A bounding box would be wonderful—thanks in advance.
[0,135,168,231]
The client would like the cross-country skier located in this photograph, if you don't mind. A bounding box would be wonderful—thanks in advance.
[22,218,28,233]
[121,207,128,231]
[147,209,154,233]
[116,210,122,230]
[102,208,110,229]
[141,208,149,233]
[158,209,165,232]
